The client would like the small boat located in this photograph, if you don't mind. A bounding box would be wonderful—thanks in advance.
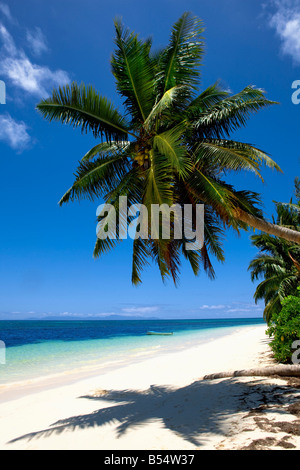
[147,331,173,336]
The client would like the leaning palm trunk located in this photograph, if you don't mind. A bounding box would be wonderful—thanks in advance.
[234,208,300,244]
[203,365,300,380]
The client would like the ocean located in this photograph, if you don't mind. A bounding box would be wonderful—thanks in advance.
[0,318,264,385]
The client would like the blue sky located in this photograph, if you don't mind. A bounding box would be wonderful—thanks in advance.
[0,0,299,320]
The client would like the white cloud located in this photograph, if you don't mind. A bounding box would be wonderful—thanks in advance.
[0,22,70,98]
[0,54,70,98]
[268,0,300,64]
[0,114,31,151]
[26,27,48,56]
[199,304,227,310]
[0,15,70,151]
[226,308,251,313]
[122,306,160,314]
[198,303,263,314]
[0,23,17,55]
[0,2,12,22]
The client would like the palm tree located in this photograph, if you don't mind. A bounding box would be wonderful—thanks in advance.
[249,180,300,323]
[36,12,300,285]
[249,233,300,324]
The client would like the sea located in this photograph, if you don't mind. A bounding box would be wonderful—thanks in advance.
[0,318,264,385]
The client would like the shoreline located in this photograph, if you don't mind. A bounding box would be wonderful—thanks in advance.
[0,323,260,402]
[1,324,300,450]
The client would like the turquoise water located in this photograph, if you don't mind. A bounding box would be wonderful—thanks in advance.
[0,319,264,384]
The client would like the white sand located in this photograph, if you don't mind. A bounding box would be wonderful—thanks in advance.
[0,325,300,450]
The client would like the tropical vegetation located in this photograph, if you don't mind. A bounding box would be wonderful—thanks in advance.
[248,179,300,362]
[249,179,300,324]
[36,12,300,285]
[266,289,300,363]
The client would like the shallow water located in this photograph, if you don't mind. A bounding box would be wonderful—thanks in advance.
[0,318,264,384]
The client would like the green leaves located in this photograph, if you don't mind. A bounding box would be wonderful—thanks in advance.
[249,193,300,323]
[187,169,236,221]
[131,238,151,285]
[112,19,156,124]
[187,82,229,112]
[37,82,130,142]
[143,149,173,207]
[266,292,300,363]
[157,12,205,98]
[194,139,282,180]
[144,86,184,130]
[153,125,191,177]
[188,85,278,140]
[59,152,131,205]
[81,141,130,162]
[37,12,285,286]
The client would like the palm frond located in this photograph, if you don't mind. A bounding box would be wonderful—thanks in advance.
[59,152,131,205]
[186,169,237,223]
[131,238,151,286]
[112,19,156,124]
[157,12,204,99]
[150,240,173,284]
[81,141,130,162]
[199,243,216,279]
[263,296,282,323]
[249,200,300,323]
[203,208,225,263]
[189,85,278,140]
[186,82,229,113]
[37,82,130,141]
[181,242,201,276]
[194,139,282,179]
[248,255,286,281]
[153,125,191,177]
[274,201,300,229]
[144,85,185,130]
[143,149,174,207]
[93,237,121,258]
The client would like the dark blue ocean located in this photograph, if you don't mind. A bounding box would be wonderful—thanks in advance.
[0,318,264,384]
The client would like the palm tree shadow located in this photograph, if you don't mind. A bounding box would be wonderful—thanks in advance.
[8,378,290,448]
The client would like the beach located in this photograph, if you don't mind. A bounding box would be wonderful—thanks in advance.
[0,324,300,450]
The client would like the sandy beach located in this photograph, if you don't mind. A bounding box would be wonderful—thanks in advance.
[1,324,300,450]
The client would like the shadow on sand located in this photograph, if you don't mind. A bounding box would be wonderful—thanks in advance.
[8,377,291,448]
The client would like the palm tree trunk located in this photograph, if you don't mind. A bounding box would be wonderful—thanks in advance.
[234,208,300,244]
[288,252,300,273]
[203,364,300,380]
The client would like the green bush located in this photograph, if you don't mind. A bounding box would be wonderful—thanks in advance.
[266,289,300,363]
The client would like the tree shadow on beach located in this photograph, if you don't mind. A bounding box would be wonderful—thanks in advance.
[8,377,292,448]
